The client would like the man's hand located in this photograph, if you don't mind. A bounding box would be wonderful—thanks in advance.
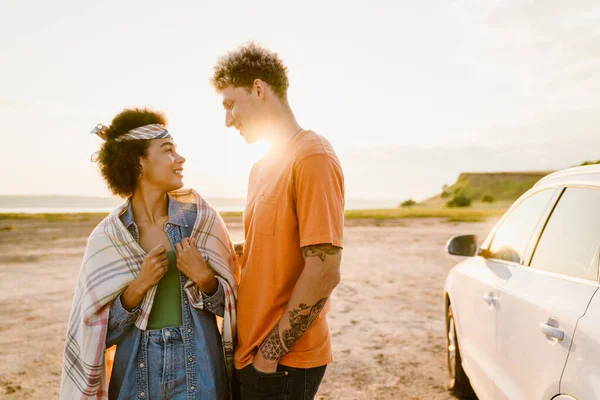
[253,324,286,373]
[175,237,217,294]
[252,347,280,373]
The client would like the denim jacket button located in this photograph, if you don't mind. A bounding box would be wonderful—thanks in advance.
[188,357,193,362]
[139,363,144,368]
[140,392,145,397]
[188,328,192,333]
[190,386,195,391]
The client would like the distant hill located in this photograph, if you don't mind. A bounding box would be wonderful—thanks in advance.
[580,160,600,166]
[420,171,555,206]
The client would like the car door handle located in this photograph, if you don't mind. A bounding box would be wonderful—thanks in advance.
[539,323,565,341]
[483,293,498,306]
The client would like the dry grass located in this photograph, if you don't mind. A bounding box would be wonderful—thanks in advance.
[0,213,97,222]
[345,206,506,220]
[0,205,508,225]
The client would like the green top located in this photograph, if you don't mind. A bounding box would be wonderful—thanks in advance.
[147,251,183,329]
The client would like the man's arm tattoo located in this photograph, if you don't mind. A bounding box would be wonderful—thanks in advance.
[259,324,287,361]
[302,244,341,262]
[281,297,328,351]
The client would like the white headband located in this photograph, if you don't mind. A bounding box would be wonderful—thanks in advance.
[90,123,172,142]
[89,123,173,162]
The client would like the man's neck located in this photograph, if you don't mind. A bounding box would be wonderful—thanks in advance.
[264,108,302,148]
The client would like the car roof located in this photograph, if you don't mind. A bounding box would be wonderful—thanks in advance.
[535,164,600,189]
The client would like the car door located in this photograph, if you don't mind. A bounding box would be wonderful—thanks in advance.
[560,282,600,399]
[455,188,558,400]
[448,256,504,400]
[493,187,600,400]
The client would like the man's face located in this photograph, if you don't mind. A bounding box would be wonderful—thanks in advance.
[221,85,262,144]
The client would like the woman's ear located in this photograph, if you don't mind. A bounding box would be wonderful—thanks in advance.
[138,156,146,176]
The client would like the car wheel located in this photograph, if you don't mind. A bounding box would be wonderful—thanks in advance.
[447,305,476,398]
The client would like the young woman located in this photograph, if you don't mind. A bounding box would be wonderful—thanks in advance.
[61,108,239,400]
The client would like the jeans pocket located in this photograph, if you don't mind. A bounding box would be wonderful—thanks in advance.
[239,364,290,399]
[250,363,289,378]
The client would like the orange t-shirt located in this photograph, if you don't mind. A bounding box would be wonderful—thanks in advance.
[234,130,345,370]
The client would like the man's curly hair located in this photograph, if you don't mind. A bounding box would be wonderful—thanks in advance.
[97,108,167,198]
[210,42,290,101]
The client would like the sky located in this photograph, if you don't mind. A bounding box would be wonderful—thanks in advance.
[2,0,600,203]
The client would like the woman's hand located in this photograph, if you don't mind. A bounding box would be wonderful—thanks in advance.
[122,244,168,310]
[136,244,169,290]
[175,237,217,294]
[234,241,244,258]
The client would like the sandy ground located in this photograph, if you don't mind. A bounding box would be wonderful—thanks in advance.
[0,216,498,399]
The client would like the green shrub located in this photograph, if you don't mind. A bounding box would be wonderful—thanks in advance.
[400,199,417,208]
[446,193,472,208]
[481,194,496,203]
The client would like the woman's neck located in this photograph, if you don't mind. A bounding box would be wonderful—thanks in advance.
[130,186,169,226]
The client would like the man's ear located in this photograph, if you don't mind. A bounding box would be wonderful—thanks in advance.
[253,79,266,100]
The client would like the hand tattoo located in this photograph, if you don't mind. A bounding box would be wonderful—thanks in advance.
[282,298,328,351]
[302,244,341,262]
[259,324,287,361]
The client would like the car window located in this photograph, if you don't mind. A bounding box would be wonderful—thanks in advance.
[487,190,555,263]
[529,188,600,281]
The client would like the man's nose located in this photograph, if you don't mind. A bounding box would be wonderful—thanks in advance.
[225,111,234,128]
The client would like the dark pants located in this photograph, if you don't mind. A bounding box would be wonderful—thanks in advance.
[233,363,327,400]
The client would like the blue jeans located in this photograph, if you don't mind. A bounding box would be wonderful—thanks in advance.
[235,363,327,400]
[146,327,187,400]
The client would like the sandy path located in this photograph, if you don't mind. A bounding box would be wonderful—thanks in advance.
[0,217,497,399]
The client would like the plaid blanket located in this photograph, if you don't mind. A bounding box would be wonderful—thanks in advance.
[60,189,239,399]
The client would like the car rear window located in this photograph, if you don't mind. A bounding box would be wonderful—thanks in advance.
[529,187,600,281]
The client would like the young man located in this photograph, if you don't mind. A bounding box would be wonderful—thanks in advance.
[211,42,344,400]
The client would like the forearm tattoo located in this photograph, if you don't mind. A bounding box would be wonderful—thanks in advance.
[259,297,329,360]
[282,298,328,351]
[259,324,287,361]
[302,244,341,262]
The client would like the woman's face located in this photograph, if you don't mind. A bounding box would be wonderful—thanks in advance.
[138,138,186,192]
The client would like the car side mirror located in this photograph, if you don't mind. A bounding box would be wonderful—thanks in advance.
[446,235,478,257]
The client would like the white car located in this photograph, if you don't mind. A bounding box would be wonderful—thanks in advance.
[444,165,600,400]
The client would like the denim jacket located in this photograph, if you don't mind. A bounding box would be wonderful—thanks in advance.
[106,195,227,399]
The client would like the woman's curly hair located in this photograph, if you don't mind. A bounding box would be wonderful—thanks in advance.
[97,108,167,197]
[210,42,290,101]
